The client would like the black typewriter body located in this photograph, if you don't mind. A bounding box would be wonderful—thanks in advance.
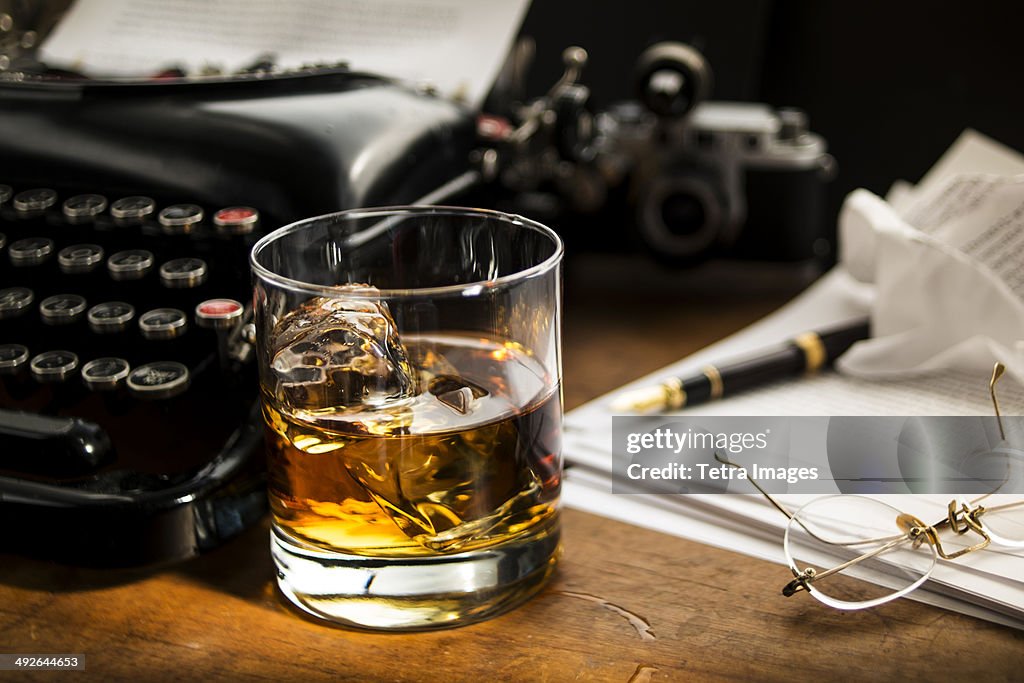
[0,69,476,566]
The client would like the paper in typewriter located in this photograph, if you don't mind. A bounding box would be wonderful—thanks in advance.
[39,0,530,106]
[563,130,1024,628]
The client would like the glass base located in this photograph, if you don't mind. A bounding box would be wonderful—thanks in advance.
[271,523,561,631]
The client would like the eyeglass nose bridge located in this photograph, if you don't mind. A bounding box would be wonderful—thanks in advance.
[902,504,992,560]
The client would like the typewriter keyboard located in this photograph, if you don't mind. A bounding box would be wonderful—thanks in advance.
[0,185,264,481]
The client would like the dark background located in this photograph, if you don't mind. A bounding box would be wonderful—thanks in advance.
[517,0,1024,225]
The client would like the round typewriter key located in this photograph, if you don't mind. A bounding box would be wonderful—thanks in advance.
[0,233,6,250]
[39,294,87,325]
[8,237,54,266]
[0,343,29,375]
[159,257,208,288]
[13,188,57,213]
[213,206,260,235]
[58,243,105,274]
[196,298,244,329]
[127,361,190,399]
[139,307,188,340]
[87,301,135,333]
[158,204,204,234]
[81,357,131,391]
[107,249,155,280]
[0,184,11,205]
[30,350,79,382]
[62,193,108,221]
[110,195,156,221]
[0,287,33,319]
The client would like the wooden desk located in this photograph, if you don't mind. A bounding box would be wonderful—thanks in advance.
[1,256,1021,681]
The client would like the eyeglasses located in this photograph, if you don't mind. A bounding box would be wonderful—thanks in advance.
[716,363,1024,610]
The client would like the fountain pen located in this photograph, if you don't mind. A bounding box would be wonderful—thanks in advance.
[611,317,871,413]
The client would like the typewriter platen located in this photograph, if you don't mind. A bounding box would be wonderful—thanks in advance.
[0,67,476,566]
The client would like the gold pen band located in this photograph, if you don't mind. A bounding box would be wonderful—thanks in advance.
[663,376,686,410]
[793,332,826,373]
[702,365,724,400]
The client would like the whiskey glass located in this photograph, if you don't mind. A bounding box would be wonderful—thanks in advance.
[250,206,563,630]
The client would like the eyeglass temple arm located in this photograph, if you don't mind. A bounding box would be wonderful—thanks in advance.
[991,362,1006,441]
[713,451,903,548]
[714,451,795,520]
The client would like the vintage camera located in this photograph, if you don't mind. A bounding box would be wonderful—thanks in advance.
[484,42,836,266]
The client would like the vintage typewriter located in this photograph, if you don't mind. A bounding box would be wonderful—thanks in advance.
[0,17,476,566]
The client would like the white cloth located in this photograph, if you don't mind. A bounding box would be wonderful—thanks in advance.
[837,180,1024,384]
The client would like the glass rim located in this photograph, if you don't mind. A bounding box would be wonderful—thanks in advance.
[250,205,564,299]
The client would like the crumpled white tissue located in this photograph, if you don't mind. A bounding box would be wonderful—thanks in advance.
[836,182,1024,384]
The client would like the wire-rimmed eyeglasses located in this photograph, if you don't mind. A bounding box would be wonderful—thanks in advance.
[717,363,1024,610]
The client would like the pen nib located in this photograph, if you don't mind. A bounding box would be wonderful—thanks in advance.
[610,385,670,414]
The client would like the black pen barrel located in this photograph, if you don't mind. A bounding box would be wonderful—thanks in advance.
[685,318,869,405]
[611,317,871,413]
[703,347,805,399]
[821,320,871,360]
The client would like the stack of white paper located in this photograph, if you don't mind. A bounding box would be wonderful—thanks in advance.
[563,130,1024,629]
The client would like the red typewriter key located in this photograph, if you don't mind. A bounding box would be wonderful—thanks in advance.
[213,207,259,235]
[195,298,243,330]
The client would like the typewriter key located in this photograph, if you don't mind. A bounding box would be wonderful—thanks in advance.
[107,249,155,280]
[81,357,131,391]
[159,257,208,288]
[88,301,135,334]
[0,184,11,205]
[9,236,54,266]
[139,307,188,340]
[110,196,156,222]
[196,298,244,330]
[0,343,29,375]
[0,233,6,250]
[13,188,57,213]
[39,294,87,326]
[30,350,79,383]
[0,286,33,319]
[158,204,204,235]
[213,206,259,235]
[58,244,105,274]
[62,194,108,222]
[197,298,245,370]
[0,343,32,401]
[127,361,190,400]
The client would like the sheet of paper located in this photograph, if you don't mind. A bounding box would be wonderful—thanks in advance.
[39,0,529,106]
[913,129,1024,198]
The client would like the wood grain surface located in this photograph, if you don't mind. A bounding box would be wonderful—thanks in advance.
[2,256,1021,681]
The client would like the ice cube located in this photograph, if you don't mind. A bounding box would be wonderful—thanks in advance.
[269,288,417,412]
[428,374,489,415]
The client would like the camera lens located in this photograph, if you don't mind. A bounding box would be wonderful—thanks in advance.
[637,175,725,264]
[660,193,706,237]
